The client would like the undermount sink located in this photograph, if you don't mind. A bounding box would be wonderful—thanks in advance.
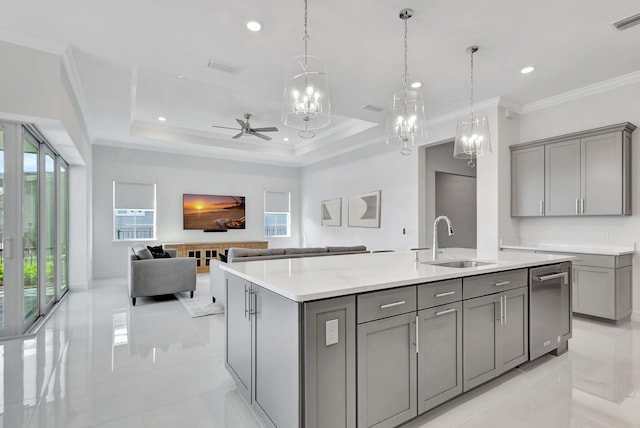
[423,259,494,268]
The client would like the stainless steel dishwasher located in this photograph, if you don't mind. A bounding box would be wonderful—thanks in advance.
[529,262,572,360]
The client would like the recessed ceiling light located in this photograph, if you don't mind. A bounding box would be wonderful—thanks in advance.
[520,66,535,74]
[158,116,166,122]
[283,137,289,142]
[177,75,184,79]
[246,21,262,32]
[410,81,422,88]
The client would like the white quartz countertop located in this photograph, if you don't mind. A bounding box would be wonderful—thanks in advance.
[501,244,635,256]
[220,248,574,302]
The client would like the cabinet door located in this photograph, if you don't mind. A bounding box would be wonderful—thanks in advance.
[253,285,301,428]
[511,146,545,217]
[545,139,581,216]
[573,266,615,319]
[615,265,632,320]
[417,302,462,413]
[462,293,500,391]
[499,287,528,372]
[581,132,623,215]
[225,274,252,402]
[357,313,417,428]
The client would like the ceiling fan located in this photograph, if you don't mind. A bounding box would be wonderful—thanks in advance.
[211,113,279,141]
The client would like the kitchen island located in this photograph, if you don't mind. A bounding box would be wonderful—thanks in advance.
[221,249,574,428]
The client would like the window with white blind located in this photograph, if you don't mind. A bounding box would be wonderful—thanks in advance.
[113,181,156,241]
[264,191,290,237]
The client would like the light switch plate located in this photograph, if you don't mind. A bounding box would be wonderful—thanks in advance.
[325,319,339,346]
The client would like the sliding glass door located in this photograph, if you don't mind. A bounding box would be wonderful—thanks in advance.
[23,133,39,326]
[41,148,56,311]
[59,162,68,294]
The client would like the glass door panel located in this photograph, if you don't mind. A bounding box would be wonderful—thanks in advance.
[0,129,4,329]
[42,152,55,308]
[59,163,68,294]
[23,136,39,325]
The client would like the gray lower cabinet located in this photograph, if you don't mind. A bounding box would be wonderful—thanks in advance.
[417,301,462,413]
[357,312,417,428]
[225,274,302,428]
[225,274,252,402]
[463,286,528,391]
[304,296,356,428]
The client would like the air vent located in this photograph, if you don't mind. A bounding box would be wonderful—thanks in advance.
[613,12,640,31]
[362,104,384,113]
[206,59,242,74]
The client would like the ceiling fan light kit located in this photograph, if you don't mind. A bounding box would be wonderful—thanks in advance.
[385,8,426,155]
[453,45,492,167]
[281,0,331,139]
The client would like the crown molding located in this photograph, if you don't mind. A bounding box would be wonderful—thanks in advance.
[521,70,640,114]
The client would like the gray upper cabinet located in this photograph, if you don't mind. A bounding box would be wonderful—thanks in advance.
[511,145,545,216]
[545,139,581,216]
[511,123,635,217]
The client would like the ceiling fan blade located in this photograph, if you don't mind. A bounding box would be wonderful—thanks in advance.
[236,118,248,129]
[251,127,279,132]
[232,132,243,139]
[251,131,272,141]
[211,125,241,130]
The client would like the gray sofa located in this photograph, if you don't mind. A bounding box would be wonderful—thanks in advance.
[226,245,369,262]
[210,246,368,305]
[128,246,197,306]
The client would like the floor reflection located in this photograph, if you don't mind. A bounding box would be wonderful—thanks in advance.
[0,274,638,427]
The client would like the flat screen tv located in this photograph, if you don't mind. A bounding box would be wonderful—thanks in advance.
[183,194,246,230]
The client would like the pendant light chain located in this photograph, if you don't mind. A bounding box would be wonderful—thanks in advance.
[303,0,309,63]
[469,48,474,119]
[403,17,408,95]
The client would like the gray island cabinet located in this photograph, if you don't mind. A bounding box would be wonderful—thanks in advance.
[222,250,573,428]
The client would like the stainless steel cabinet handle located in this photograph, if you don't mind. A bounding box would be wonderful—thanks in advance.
[435,308,457,316]
[415,316,419,354]
[494,281,510,287]
[380,301,406,309]
[248,291,257,319]
[244,285,248,319]
[435,291,456,298]
[581,198,585,214]
[575,198,579,215]
[539,200,544,216]
[498,298,503,325]
[535,272,568,284]
[503,295,507,324]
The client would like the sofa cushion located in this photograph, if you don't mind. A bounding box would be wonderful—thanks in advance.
[147,245,172,258]
[228,248,286,259]
[284,247,328,255]
[327,245,367,253]
[134,247,154,260]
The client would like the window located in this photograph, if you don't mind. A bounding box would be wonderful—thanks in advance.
[113,181,156,240]
[264,191,290,237]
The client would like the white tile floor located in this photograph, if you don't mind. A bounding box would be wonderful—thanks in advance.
[1,274,639,427]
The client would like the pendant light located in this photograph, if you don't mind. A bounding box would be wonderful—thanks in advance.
[281,0,330,139]
[385,8,426,155]
[453,46,491,167]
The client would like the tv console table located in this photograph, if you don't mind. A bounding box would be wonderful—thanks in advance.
[163,241,268,273]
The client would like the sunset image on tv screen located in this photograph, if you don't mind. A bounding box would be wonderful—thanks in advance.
[183,194,246,230]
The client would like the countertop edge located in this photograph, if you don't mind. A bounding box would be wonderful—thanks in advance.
[220,255,575,302]
[501,245,636,256]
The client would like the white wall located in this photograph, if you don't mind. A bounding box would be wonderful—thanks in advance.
[92,145,301,278]
[300,143,419,251]
[517,81,640,319]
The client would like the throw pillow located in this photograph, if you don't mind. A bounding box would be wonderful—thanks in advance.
[153,251,172,259]
[134,247,154,260]
[147,245,164,256]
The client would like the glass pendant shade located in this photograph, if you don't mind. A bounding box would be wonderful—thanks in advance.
[282,55,331,132]
[385,89,426,154]
[453,115,491,164]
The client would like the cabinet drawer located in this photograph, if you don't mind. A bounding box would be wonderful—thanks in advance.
[418,279,462,310]
[357,286,417,324]
[463,269,527,300]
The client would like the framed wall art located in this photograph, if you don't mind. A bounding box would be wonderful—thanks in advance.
[321,198,342,226]
[348,190,381,228]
